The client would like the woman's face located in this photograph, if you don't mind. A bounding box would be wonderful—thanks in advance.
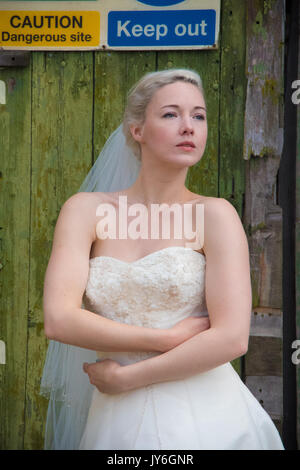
[131,81,207,168]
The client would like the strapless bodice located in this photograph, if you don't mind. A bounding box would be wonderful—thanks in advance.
[78,247,285,451]
[82,246,208,364]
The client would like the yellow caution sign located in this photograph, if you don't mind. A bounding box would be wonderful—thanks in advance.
[0,11,100,47]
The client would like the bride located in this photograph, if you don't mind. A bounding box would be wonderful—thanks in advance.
[41,69,284,450]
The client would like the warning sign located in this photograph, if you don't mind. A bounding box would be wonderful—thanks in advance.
[0,0,220,51]
[0,11,100,47]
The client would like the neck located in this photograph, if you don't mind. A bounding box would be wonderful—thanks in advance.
[125,163,191,205]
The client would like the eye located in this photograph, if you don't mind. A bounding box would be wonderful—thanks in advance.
[162,112,177,118]
[194,114,206,120]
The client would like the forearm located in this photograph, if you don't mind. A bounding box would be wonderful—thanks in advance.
[44,306,170,353]
[121,327,247,390]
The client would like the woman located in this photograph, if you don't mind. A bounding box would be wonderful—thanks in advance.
[41,69,284,450]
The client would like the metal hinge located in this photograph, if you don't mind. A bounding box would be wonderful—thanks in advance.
[0,50,30,67]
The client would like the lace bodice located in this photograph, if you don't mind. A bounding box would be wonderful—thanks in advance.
[82,246,208,364]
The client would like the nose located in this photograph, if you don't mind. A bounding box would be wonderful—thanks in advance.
[179,115,194,135]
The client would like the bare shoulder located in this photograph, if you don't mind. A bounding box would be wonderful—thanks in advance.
[189,193,220,207]
[57,192,98,240]
[76,190,122,206]
[202,197,248,256]
[192,195,238,219]
[61,191,123,240]
[63,191,104,208]
[62,191,112,231]
[203,196,240,218]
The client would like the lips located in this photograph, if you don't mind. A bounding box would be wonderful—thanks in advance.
[176,141,195,148]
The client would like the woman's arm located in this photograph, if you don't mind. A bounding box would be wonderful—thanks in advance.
[84,198,252,393]
[43,192,208,353]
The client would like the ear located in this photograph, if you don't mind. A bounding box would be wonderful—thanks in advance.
[130,123,144,144]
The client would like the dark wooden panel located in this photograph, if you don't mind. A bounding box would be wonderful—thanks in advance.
[245,336,282,376]
[242,0,285,435]
[246,375,283,417]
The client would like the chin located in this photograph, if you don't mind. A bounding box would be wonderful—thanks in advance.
[166,153,202,168]
[147,149,203,168]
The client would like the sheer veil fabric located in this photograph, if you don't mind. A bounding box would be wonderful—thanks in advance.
[40,125,141,449]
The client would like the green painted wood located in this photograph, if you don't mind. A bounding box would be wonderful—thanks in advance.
[0,66,32,449]
[23,51,94,450]
[219,0,246,212]
[218,0,247,376]
[94,50,156,162]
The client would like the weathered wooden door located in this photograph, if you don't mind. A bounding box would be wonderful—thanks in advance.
[1,0,286,450]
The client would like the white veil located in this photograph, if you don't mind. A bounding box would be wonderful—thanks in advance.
[40,124,141,449]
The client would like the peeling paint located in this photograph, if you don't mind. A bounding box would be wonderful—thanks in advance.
[7,78,16,93]
[263,0,276,15]
[71,80,89,100]
[259,146,276,156]
[252,222,267,233]
[248,146,276,159]
[253,62,267,76]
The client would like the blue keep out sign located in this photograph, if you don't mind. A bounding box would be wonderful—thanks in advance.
[107,10,217,48]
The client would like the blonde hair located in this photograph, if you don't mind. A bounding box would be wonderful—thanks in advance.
[122,69,204,161]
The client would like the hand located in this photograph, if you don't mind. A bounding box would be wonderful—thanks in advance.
[168,315,211,350]
[83,359,126,395]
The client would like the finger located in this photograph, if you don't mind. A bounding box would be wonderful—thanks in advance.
[83,362,89,373]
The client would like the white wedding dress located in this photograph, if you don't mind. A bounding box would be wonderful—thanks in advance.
[78,246,284,450]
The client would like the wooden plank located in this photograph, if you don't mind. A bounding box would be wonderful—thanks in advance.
[250,307,282,338]
[242,0,284,432]
[243,0,284,309]
[0,66,31,449]
[219,0,247,213]
[218,0,247,376]
[25,51,94,449]
[245,375,283,432]
[245,336,282,376]
[94,50,156,162]
[245,157,283,308]
[243,0,284,160]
